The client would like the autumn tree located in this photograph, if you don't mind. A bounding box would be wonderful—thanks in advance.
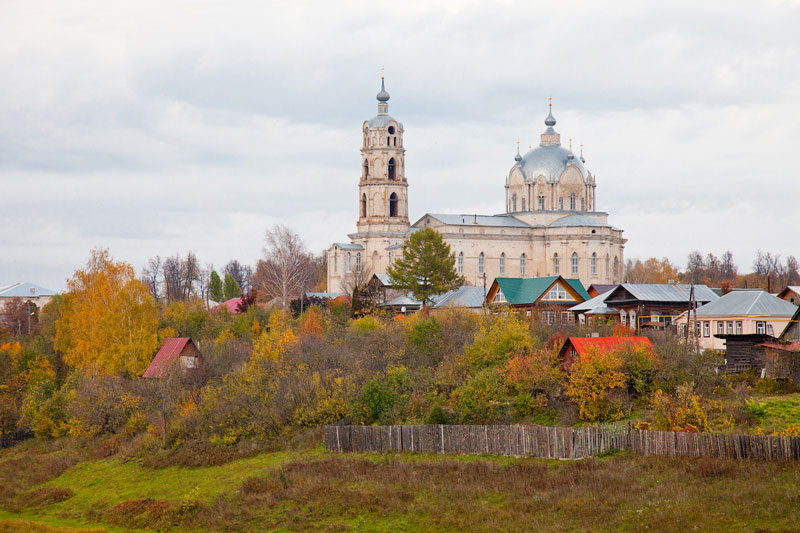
[209,270,223,302]
[254,225,315,308]
[386,228,464,310]
[624,257,680,284]
[0,298,39,335]
[566,346,627,422]
[55,248,159,376]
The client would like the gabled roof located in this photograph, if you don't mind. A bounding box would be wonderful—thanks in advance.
[0,282,58,298]
[694,290,797,317]
[210,298,243,313]
[560,336,653,358]
[588,284,616,295]
[142,337,197,378]
[492,276,589,305]
[570,288,619,313]
[416,213,536,228]
[606,283,718,304]
[778,286,800,298]
[371,273,392,286]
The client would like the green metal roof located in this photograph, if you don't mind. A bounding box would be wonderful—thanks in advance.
[495,276,588,305]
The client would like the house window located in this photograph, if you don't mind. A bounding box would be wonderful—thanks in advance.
[361,194,367,217]
[388,158,396,180]
[703,321,710,337]
[520,254,526,276]
[538,195,545,210]
[717,321,724,335]
[389,193,398,217]
[541,311,556,325]
[346,253,352,273]
[553,253,559,274]
[559,197,564,210]
[356,252,362,272]
[569,193,576,210]
[694,321,701,336]
[561,311,573,324]
[494,290,506,303]
[735,321,742,334]
[756,321,766,334]
[651,312,660,324]
[544,285,570,301]
[394,137,397,146]
[726,321,733,334]
[591,253,597,275]
[458,252,463,274]
[499,253,505,275]
[478,252,485,274]
[768,324,774,335]
[571,252,579,275]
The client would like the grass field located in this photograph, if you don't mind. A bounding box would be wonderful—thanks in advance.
[4,436,800,532]
[759,393,800,431]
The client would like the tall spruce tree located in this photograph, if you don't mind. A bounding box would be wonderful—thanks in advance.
[386,227,464,310]
[209,270,223,303]
[223,273,241,300]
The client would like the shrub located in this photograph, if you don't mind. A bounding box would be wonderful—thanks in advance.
[450,368,507,423]
[465,313,534,370]
[565,346,627,422]
[651,384,708,432]
[425,404,451,425]
[744,398,768,422]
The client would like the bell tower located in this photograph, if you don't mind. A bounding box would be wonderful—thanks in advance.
[355,77,410,235]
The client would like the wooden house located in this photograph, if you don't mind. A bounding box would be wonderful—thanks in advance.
[486,276,589,325]
[761,306,800,380]
[603,283,718,331]
[142,337,205,379]
[557,336,653,369]
[587,284,616,299]
[714,334,777,374]
[778,286,800,306]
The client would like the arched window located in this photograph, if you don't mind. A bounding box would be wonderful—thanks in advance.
[478,252,485,274]
[553,253,559,274]
[521,198,526,211]
[558,197,564,210]
[388,126,395,134]
[388,158,396,180]
[387,136,390,146]
[581,198,585,211]
[571,252,579,275]
[570,193,576,210]
[393,137,397,146]
[591,252,597,275]
[356,252,362,272]
[458,252,463,274]
[520,253,526,276]
[346,253,352,273]
[389,192,398,217]
[363,159,369,178]
[499,253,506,275]
[512,193,517,212]
[613,256,619,279]
[538,195,545,210]
[360,194,367,218]
[334,252,338,273]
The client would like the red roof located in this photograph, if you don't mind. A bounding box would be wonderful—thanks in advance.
[759,342,800,352]
[142,337,193,378]
[562,336,654,358]
[210,298,243,314]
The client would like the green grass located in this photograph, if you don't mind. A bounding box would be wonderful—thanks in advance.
[758,393,800,430]
[6,441,800,531]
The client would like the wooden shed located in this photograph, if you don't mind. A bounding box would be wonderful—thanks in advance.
[715,333,777,374]
[142,337,205,378]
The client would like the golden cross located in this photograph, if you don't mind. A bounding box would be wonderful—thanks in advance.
[381,66,384,79]
[516,140,520,152]
[548,96,552,108]
[569,137,572,151]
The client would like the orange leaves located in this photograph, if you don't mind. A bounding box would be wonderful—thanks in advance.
[651,385,708,432]
[56,248,159,376]
[565,345,627,422]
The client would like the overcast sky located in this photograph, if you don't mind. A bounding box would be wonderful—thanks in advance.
[2,0,799,291]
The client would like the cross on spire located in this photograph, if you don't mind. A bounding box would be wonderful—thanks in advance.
[548,96,552,109]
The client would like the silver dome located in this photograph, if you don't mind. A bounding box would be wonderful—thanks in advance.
[520,144,589,182]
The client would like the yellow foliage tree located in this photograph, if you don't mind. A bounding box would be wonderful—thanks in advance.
[252,309,296,363]
[566,346,627,422]
[55,248,159,376]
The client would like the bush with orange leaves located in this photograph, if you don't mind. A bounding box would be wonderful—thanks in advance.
[500,348,564,401]
[565,346,627,422]
[650,384,708,432]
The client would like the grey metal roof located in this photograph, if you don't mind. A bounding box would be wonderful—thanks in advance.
[373,273,391,285]
[520,144,589,182]
[585,305,619,315]
[548,214,610,228]
[695,290,798,317]
[306,292,346,299]
[333,242,364,250]
[367,114,403,129]
[385,243,404,250]
[0,282,58,298]
[617,283,718,303]
[384,294,421,307]
[421,213,534,228]
[433,286,485,308]
[569,287,617,312]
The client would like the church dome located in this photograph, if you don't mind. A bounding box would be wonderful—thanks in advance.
[376,78,390,102]
[519,144,589,181]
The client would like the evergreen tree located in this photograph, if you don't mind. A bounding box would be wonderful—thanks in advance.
[386,227,464,310]
[223,273,241,300]
[209,270,223,302]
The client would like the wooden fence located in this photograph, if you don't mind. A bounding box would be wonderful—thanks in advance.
[324,423,800,461]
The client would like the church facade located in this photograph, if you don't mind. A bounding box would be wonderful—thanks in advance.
[326,80,626,295]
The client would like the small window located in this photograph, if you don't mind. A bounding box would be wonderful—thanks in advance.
[703,321,710,337]
[499,253,505,275]
[388,251,393,264]
[356,252,362,272]
[561,311,573,324]
[694,321,701,336]
[363,159,369,177]
[569,193,576,210]
[346,253,352,273]
[388,158,396,180]
[361,194,367,217]
[388,126,395,134]
[613,257,619,279]
[387,136,390,146]
[521,198,526,211]
[553,253,559,274]
[538,195,545,210]
[571,252,578,275]
[717,321,724,335]
[755,321,766,334]
[512,193,517,212]
[559,197,564,210]
[520,254,526,276]
[478,252,485,274]
[726,321,733,334]
[591,253,597,275]
[494,289,506,303]
[544,285,570,301]
[458,252,463,274]
[393,137,396,146]
[334,252,338,273]
[581,198,585,211]
[735,321,742,334]
[389,193,398,217]
[768,324,774,335]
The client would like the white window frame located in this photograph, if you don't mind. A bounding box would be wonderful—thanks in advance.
[520,254,526,276]
[458,252,463,274]
[703,321,710,337]
[478,252,485,274]
[346,252,352,273]
[553,254,559,274]
[756,321,766,334]
[735,321,742,334]
[571,252,579,275]
[499,253,505,275]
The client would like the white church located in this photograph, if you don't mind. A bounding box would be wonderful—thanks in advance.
[326,79,626,294]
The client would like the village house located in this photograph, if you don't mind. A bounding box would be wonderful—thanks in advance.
[778,286,800,305]
[586,284,615,298]
[142,337,205,379]
[602,283,718,331]
[486,276,588,325]
[674,290,797,351]
[557,336,653,369]
[569,287,619,326]
[0,282,57,311]
[761,306,800,380]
